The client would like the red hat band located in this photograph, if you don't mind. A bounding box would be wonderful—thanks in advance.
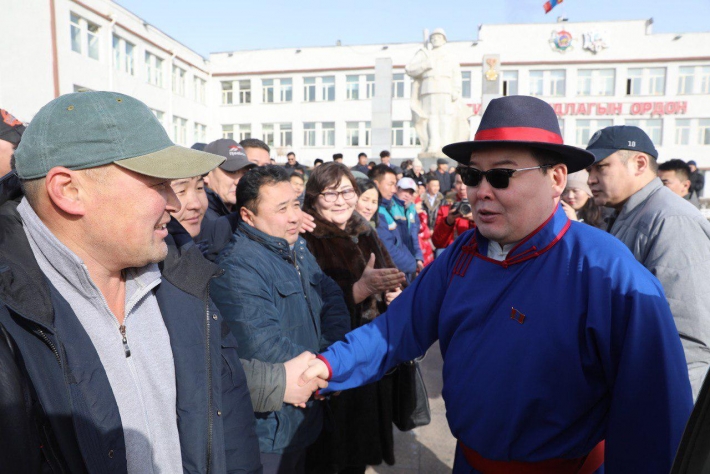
[474,127,563,145]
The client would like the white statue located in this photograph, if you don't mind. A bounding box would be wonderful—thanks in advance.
[406,28,470,155]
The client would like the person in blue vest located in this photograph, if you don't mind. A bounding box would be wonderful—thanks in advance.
[300,95,693,474]
[369,165,423,281]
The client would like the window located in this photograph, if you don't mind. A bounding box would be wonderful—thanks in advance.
[262,123,292,147]
[346,122,360,146]
[239,80,252,104]
[279,123,293,147]
[221,82,233,105]
[303,122,335,147]
[461,71,472,99]
[262,79,274,103]
[699,119,710,145]
[172,66,186,96]
[577,69,615,96]
[530,69,569,97]
[150,109,165,129]
[145,52,164,87]
[194,123,207,143]
[549,70,566,96]
[392,121,405,146]
[194,77,206,104]
[678,66,710,95]
[626,118,663,145]
[626,68,666,96]
[70,13,99,60]
[303,76,335,102]
[321,122,335,146]
[222,125,234,139]
[393,73,406,98]
[675,119,691,145]
[303,77,316,102]
[558,118,565,139]
[391,121,419,147]
[223,80,251,105]
[262,78,291,103]
[503,71,518,96]
[575,119,613,147]
[238,124,251,142]
[172,116,188,146]
[112,35,134,75]
[678,67,694,95]
[280,79,292,102]
[262,123,275,147]
[365,74,375,99]
[303,122,316,146]
[529,71,544,96]
[345,122,372,147]
[702,67,710,94]
[346,75,360,100]
[407,121,421,146]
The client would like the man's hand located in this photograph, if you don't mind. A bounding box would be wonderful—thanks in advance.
[386,287,402,305]
[284,352,327,408]
[298,358,330,388]
[352,254,406,303]
[416,260,424,273]
[299,212,316,233]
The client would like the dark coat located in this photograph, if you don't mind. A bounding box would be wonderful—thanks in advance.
[211,221,351,455]
[302,212,397,471]
[0,181,262,474]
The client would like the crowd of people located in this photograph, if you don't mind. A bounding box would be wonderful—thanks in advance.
[1,91,710,474]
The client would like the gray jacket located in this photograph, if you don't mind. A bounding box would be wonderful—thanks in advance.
[610,178,710,399]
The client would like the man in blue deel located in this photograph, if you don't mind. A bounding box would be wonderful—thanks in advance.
[300,95,692,473]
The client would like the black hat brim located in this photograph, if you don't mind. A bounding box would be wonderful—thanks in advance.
[443,140,596,174]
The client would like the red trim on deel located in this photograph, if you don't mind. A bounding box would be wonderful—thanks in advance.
[316,354,333,380]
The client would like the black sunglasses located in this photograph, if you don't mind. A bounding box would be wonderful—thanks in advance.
[458,164,553,189]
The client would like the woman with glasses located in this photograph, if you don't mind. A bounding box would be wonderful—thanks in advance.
[302,163,406,474]
[560,170,607,229]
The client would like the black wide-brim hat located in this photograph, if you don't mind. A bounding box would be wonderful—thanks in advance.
[443,96,595,174]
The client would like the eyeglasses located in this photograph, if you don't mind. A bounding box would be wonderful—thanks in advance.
[458,164,553,189]
[320,188,357,202]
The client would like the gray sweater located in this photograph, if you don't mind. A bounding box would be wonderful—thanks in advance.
[609,178,710,400]
[18,199,183,474]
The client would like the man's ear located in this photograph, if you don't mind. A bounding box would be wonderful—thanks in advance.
[240,206,254,226]
[45,167,87,217]
[631,153,651,176]
[551,163,567,198]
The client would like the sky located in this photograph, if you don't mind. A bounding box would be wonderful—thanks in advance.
[114,0,710,57]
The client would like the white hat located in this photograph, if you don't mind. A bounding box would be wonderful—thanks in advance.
[566,170,592,197]
[397,177,417,191]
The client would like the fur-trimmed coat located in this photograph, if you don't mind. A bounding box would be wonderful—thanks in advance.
[303,212,398,329]
[303,211,397,471]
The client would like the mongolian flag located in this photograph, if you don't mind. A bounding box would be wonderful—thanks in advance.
[543,0,563,13]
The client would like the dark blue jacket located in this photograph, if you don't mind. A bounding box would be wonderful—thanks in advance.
[376,196,419,276]
[0,179,262,474]
[211,221,350,455]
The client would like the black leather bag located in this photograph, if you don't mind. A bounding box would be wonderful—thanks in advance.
[391,358,431,431]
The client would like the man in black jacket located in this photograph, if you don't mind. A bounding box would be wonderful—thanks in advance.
[0,91,262,473]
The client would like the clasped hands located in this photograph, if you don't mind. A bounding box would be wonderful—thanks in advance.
[283,351,331,408]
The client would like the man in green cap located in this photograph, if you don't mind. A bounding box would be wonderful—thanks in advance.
[0,91,262,473]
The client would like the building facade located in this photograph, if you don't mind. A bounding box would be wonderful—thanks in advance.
[2,1,709,172]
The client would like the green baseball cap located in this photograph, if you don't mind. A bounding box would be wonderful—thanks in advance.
[14,91,224,180]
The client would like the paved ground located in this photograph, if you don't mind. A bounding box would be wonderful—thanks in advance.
[366,342,456,474]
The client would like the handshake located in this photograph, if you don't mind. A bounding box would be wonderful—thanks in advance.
[283,351,332,408]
